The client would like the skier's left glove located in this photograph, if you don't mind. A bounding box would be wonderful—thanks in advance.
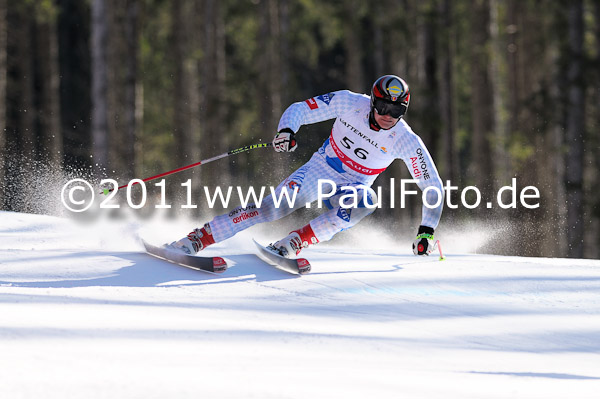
[412,225,435,256]
[273,128,298,152]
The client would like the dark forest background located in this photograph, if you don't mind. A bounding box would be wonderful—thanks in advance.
[0,0,598,258]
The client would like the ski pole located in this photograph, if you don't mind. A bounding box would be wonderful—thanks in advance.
[102,142,272,194]
[435,240,445,261]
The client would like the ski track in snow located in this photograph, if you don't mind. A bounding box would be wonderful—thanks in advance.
[0,210,599,398]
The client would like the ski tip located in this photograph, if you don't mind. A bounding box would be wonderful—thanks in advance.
[212,257,228,273]
[296,258,311,275]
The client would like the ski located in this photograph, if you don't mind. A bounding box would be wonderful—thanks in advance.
[253,239,311,275]
[142,240,227,274]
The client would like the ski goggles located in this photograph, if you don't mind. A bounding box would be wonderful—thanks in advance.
[373,98,407,119]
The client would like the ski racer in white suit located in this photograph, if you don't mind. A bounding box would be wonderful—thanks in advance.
[172,75,444,258]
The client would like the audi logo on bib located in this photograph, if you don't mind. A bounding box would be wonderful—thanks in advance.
[329,133,386,175]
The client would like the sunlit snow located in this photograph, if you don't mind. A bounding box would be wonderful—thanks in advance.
[0,211,599,398]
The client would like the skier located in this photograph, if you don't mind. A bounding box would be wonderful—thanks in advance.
[170,75,444,258]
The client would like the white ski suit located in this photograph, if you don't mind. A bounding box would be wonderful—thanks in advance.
[209,90,444,243]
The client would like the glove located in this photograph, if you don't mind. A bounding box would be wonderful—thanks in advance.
[273,128,298,152]
[412,225,435,256]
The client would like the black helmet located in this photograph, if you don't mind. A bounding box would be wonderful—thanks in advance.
[370,75,410,119]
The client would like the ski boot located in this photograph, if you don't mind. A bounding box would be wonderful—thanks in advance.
[272,224,319,258]
[170,223,215,255]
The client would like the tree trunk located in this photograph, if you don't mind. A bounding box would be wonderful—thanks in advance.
[506,1,522,142]
[278,0,290,107]
[438,0,458,193]
[592,0,600,257]
[200,0,225,167]
[0,0,6,205]
[258,1,275,136]
[372,1,385,77]
[124,0,139,176]
[343,0,364,92]
[57,0,92,169]
[36,5,63,169]
[6,2,37,211]
[106,0,127,179]
[422,1,439,158]
[253,0,292,184]
[469,0,494,199]
[172,0,185,175]
[16,6,36,161]
[170,0,202,205]
[91,0,109,172]
[545,12,568,258]
[488,0,509,187]
[565,0,585,258]
[173,0,195,164]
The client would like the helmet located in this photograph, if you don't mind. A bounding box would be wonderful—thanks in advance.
[370,75,410,119]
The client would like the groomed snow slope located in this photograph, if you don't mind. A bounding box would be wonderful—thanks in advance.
[0,211,599,398]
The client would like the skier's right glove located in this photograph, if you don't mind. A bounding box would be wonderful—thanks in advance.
[412,225,435,256]
[273,128,298,152]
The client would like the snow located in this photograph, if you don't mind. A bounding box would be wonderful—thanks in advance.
[0,210,599,398]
